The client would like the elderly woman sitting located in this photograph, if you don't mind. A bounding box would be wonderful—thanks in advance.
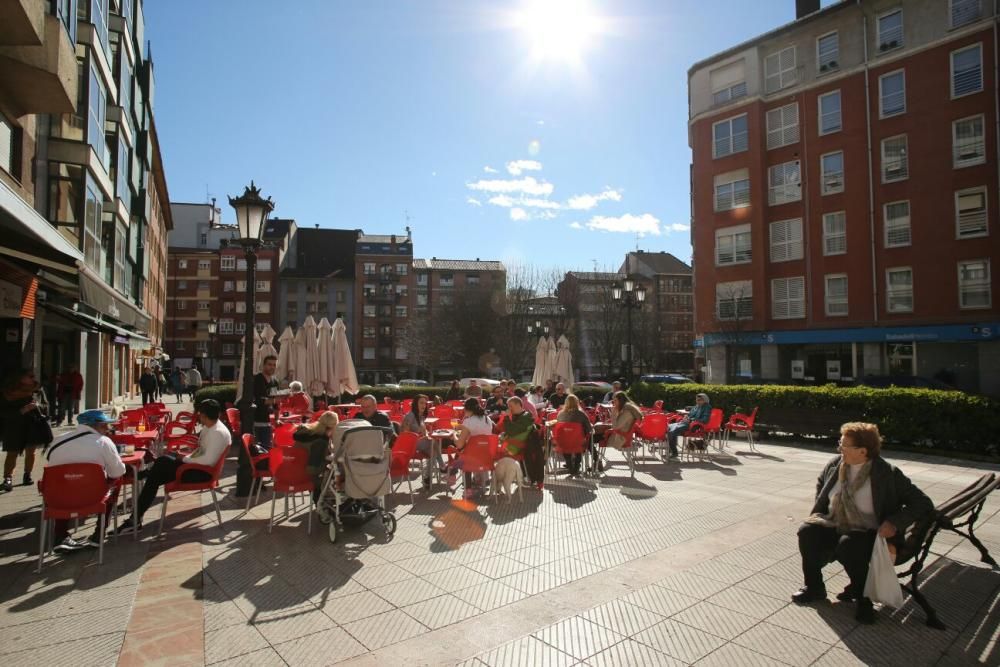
[666,392,711,459]
[794,422,933,624]
[285,381,312,415]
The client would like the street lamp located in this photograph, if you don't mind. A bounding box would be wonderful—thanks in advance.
[229,181,274,496]
[613,276,646,385]
[207,319,218,383]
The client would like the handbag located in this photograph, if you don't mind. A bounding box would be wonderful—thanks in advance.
[863,535,905,608]
[26,408,54,446]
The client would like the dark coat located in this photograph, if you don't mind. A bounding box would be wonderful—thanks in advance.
[811,455,934,532]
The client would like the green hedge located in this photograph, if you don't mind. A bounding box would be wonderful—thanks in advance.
[627,382,1000,455]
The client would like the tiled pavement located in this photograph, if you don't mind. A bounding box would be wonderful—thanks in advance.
[0,412,997,665]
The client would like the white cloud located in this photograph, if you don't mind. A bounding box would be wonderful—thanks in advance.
[585,213,661,236]
[483,166,499,174]
[569,222,583,229]
[670,223,690,232]
[506,160,543,176]
[488,194,515,207]
[510,208,529,221]
[466,197,482,207]
[521,198,561,209]
[567,188,623,211]
[467,176,554,196]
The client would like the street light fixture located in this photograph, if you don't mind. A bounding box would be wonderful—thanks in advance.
[207,319,218,383]
[613,276,647,385]
[229,181,274,496]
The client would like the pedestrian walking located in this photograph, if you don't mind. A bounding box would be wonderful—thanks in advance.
[54,364,83,427]
[186,367,202,401]
[171,368,186,404]
[138,367,158,405]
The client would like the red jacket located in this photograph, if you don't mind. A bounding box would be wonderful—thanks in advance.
[57,372,83,399]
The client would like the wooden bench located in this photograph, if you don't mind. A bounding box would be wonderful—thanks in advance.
[895,472,999,629]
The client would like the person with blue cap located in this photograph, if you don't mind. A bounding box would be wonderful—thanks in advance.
[44,409,126,553]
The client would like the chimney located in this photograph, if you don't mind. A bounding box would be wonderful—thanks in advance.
[795,0,819,19]
[314,224,319,229]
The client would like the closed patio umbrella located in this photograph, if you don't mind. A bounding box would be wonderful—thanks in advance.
[302,315,321,396]
[258,324,278,372]
[531,336,549,388]
[554,334,575,386]
[276,326,295,382]
[545,336,558,385]
[316,317,335,396]
[292,325,311,390]
[332,317,359,398]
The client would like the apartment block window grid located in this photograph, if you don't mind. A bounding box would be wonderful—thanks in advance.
[769,218,804,262]
[236,280,246,292]
[818,91,842,134]
[258,258,272,271]
[886,267,914,313]
[881,135,909,182]
[713,81,747,106]
[714,173,751,211]
[952,44,983,98]
[219,319,234,334]
[764,46,797,94]
[954,116,986,167]
[255,280,270,292]
[879,71,906,117]
[197,259,210,270]
[958,259,991,308]
[768,160,801,206]
[710,59,747,106]
[878,9,903,52]
[821,152,845,195]
[956,187,988,238]
[223,302,234,313]
[363,262,376,276]
[823,212,847,255]
[716,280,753,320]
[713,114,748,158]
[222,343,235,356]
[951,0,982,28]
[817,32,839,73]
[884,201,912,247]
[771,276,805,319]
[715,225,752,266]
[766,103,799,149]
[220,255,235,270]
[825,274,849,316]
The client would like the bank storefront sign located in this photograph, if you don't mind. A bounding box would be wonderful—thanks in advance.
[702,323,1000,347]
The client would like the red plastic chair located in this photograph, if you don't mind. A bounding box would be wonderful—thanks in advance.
[240,433,271,511]
[37,464,117,572]
[164,433,199,456]
[683,409,725,460]
[142,402,167,414]
[119,409,146,429]
[724,407,759,451]
[176,410,196,424]
[549,422,590,480]
[157,448,227,537]
[598,423,639,477]
[389,432,420,502]
[460,434,499,500]
[273,423,297,447]
[225,408,241,435]
[309,409,328,421]
[400,399,413,414]
[163,421,192,440]
[267,445,314,534]
[636,412,670,460]
[314,399,327,411]
[432,404,455,419]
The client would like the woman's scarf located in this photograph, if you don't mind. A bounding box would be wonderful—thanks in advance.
[806,460,873,533]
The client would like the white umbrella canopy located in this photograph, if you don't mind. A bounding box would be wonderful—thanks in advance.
[292,326,311,390]
[251,327,264,373]
[258,324,278,372]
[332,317,359,397]
[275,326,295,382]
[531,336,549,388]
[554,334,575,386]
[316,317,335,396]
[545,336,558,385]
[302,315,321,395]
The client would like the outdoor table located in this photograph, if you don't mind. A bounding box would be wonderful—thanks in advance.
[427,428,456,486]
[119,451,145,541]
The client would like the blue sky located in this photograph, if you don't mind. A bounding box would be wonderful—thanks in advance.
[146,1,826,272]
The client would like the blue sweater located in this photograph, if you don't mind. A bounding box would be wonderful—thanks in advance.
[687,403,712,424]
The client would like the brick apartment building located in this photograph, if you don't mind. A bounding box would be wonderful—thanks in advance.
[688,0,1000,393]
[278,226,357,340]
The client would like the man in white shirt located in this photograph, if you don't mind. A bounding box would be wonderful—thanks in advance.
[44,409,127,552]
[186,367,203,401]
[118,399,230,534]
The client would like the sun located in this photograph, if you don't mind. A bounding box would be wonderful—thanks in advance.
[515,0,603,64]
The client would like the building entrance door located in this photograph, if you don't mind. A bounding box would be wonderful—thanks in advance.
[887,342,915,376]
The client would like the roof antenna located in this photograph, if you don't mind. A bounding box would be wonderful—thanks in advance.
[404,210,413,240]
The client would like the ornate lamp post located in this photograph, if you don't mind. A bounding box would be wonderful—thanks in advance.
[207,319,218,383]
[229,182,274,495]
[612,276,646,385]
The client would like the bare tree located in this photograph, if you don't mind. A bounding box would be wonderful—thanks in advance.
[713,281,754,381]
[401,309,456,384]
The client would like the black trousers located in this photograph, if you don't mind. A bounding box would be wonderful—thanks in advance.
[141,390,156,405]
[135,455,211,522]
[797,523,877,596]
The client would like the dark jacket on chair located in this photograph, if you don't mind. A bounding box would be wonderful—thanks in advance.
[811,454,934,534]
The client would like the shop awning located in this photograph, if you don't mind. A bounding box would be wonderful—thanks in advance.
[0,178,82,270]
[78,265,151,331]
[44,303,151,350]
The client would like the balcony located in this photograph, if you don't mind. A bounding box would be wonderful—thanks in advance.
[0,8,77,116]
[378,271,398,283]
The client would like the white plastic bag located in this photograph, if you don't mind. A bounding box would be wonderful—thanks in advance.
[863,535,904,608]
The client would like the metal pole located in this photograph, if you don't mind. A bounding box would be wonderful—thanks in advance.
[236,245,258,496]
[626,296,633,386]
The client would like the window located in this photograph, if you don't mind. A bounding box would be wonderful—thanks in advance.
[710,60,747,105]
[363,305,376,318]
[416,273,428,286]
[176,300,187,311]
[363,262,376,276]
[237,259,247,271]
[823,212,847,255]
[0,115,20,180]
[439,274,454,287]
[363,347,375,360]
[825,275,849,316]
[235,321,246,335]
[714,82,747,106]
[879,71,905,117]
[199,232,207,246]
[87,61,108,170]
[818,91,841,134]
[416,293,428,306]
[236,280,246,292]
[769,218,804,262]
[223,281,233,292]
[884,201,911,247]
[440,294,454,306]
[395,263,408,275]
[768,161,801,205]
[255,302,270,314]
[817,32,839,72]
[198,260,210,271]
[959,259,991,308]
[881,135,908,182]
[878,9,903,51]
[771,277,806,319]
[956,187,988,238]
[175,341,186,351]
[766,103,799,149]
[235,302,246,313]
[217,319,233,334]
[716,281,753,320]
[255,280,270,292]
[764,46,797,94]
[821,152,845,195]
[395,306,408,317]
[395,285,408,297]
[362,326,375,339]
[198,301,209,310]
[178,280,188,290]
[82,183,102,275]
[712,114,748,158]
[715,225,752,266]
[396,347,409,360]
[258,258,272,271]
[178,259,188,269]
[714,171,751,211]
[220,256,235,270]
[952,44,983,98]
[466,274,480,286]
[886,268,913,312]
[953,115,985,167]
[223,302,234,313]
[951,0,981,28]
[197,281,209,291]
[222,343,235,356]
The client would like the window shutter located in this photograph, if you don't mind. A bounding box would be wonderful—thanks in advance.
[951,0,981,29]
[770,219,803,262]
[956,189,987,237]
[764,52,781,93]
[884,201,911,247]
[953,46,983,97]
[772,279,789,318]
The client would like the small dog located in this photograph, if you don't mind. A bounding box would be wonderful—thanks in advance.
[490,457,524,503]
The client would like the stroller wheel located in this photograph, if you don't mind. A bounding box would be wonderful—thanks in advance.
[328,521,338,544]
[381,511,396,536]
[318,507,333,525]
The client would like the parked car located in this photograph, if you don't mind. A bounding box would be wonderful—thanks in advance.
[398,379,429,386]
[639,373,694,385]
[574,381,613,393]
[373,383,401,391]
[857,375,956,391]
[458,377,500,389]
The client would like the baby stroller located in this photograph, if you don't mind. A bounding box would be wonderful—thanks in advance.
[316,419,397,543]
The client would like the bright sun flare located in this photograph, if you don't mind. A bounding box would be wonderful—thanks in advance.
[515,0,602,64]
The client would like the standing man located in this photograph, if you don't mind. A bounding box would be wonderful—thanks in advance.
[253,355,279,450]
[55,364,83,427]
[186,366,202,401]
[170,367,186,404]
[138,367,158,406]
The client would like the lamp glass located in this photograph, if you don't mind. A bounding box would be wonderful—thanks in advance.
[636,286,647,303]
[623,277,635,292]
[611,285,623,300]
[207,321,218,335]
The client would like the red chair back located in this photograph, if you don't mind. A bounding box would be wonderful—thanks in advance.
[268,446,313,492]
[164,421,191,439]
[390,432,420,477]
[40,464,110,517]
[314,399,327,411]
[273,423,297,447]
[432,405,455,419]
[225,408,241,434]
[400,399,413,414]
[143,402,167,414]
[176,410,196,423]
[638,413,670,440]
[463,435,499,474]
[120,409,146,427]
[164,433,199,454]
[705,409,724,434]
[551,422,587,455]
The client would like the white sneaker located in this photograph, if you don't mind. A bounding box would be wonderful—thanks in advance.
[53,537,88,553]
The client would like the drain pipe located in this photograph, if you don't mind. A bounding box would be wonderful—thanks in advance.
[861,1,879,323]
[993,0,999,215]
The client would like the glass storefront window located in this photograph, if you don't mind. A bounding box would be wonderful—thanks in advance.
[47,162,84,246]
[83,179,103,274]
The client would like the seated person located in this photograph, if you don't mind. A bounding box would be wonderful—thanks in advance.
[284,381,312,415]
[292,411,339,502]
[44,409,126,552]
[794,422,933,624]
[556,394,592,476]
[542,380,556,400]
[603,391,643,450]
[666,393,711,459]
[513,388,537,420]
[548,383,568,410]
[118,399,230,534]
[529,386,546,408]
[357,394,392,429]
[484,385,507,420]
[401,395,439,489]
[446,398,494,499]
[464,380,483,399]
[500,396,544,487]
[602,381,622,404]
